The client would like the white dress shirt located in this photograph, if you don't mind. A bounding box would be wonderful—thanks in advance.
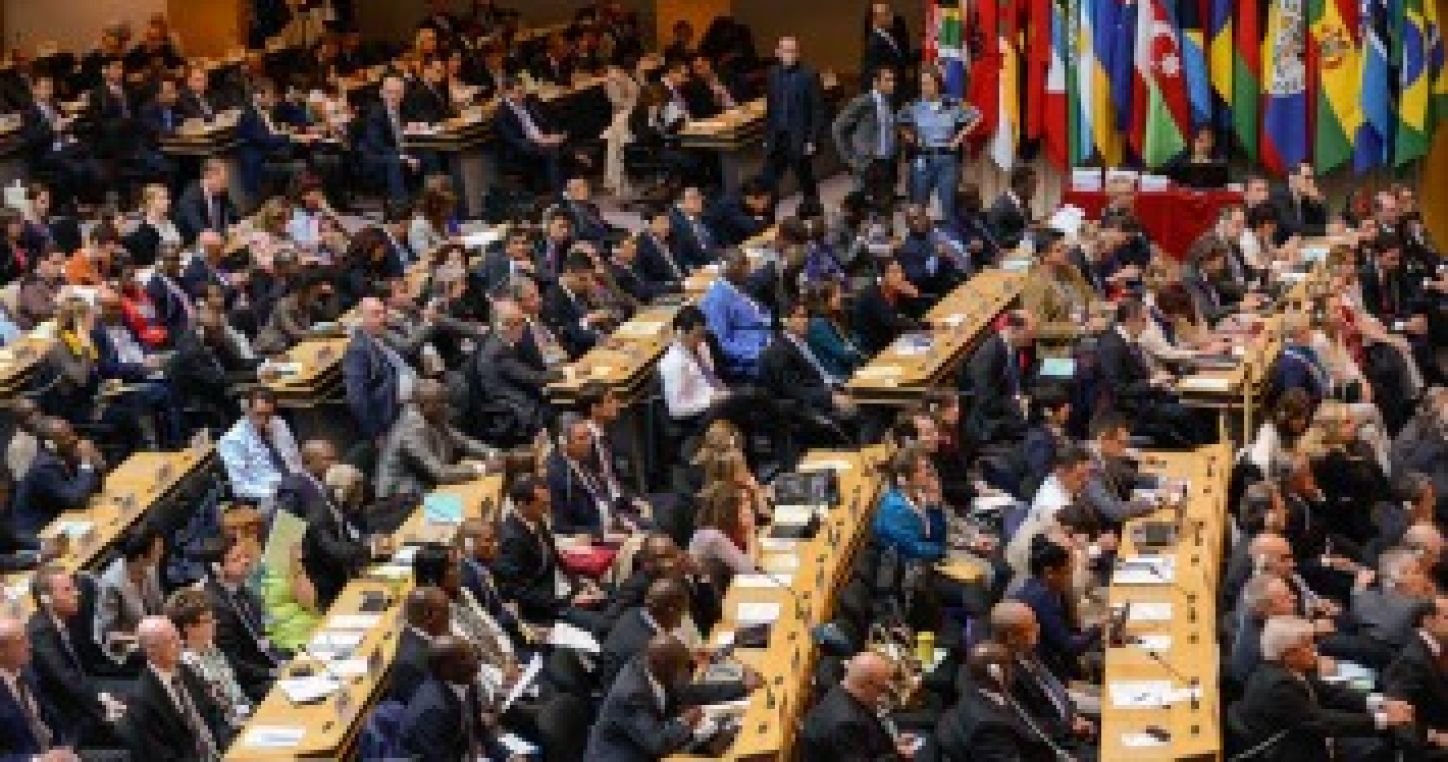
[659,340,725,419]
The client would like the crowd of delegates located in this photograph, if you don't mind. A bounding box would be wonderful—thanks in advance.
[0,3,1446,762]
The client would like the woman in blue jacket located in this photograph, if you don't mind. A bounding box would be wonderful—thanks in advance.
[871,445,948,563]
[803,280,868,382]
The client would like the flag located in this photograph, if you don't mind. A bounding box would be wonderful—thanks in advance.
[1077,0,1100,162]
[1209,0,1234,129]
[1131,0,1191,165]
[1233,0,1264,160]
[1262,0,1311,173]
[932,1,970,96]
[1357,0,1393,170]
[1178,0,1213,126]
[1027,0,1053,140]
[1044,0,1073,167]
[1310,0,1363,172]
[1094,0,1128,163]
[991,0,1023,168]
[1394,0,1432,163]
[968,0,1002,145]
[1430,0,1446,118]
[1110,0,1138,135]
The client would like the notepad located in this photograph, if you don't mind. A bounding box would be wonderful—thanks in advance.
[735,602,782,625]
[459,230,502,249]
[1121,732,1170,748]
[325,659,371,678]
[52,521,94,541]
[500,733,540,756]
[853,365,903,380]
[242,725,306,747]
[760,537,802,552]
[733,573,793,589]
[1128,602,1173,622]
[771,505,817,525]
[327,614,382,631]
[616,320,665,338]
[423,493,464,524]
[1112,556,1175,585]
[1108,680,1174,708]
[548,622,601,653]
[1039,357,1076,378]
[1177,376,1233,392]
[761,554,800,574]
[278,675,341,704]
[1133,634,1172,651]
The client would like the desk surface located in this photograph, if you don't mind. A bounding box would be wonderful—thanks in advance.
[547,306,678,404]
[225,475,504,761]
[0,333,56,398]
[1100,443,1231,760]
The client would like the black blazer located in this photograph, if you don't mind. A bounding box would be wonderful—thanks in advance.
[125,664,228,761]
[759,335,834,415]
[668,207,720,270]
[300,500,369,608]
[960,332,1030,445]
[204,574,278,703]
[860,26,910,83]
[541,283,598,359]
[986,192,1029,250]
[342,331,402,440]
[86,84,137,159]
[635,233,687,288]
[467,333,549,442]
[24,612,99,743]
[0,666,63,756]
[1271,189,1328,244]
[386,626,432,705]
[934,682,1058,762]
[585,656,699,761]
[172,181,238,244]
[400,79,453,125]
[401,678,506,762]
[460,557,528,649]
[763,63,826,154]
[176,89,222,121]
[492,95,558,157]
[494,513,574,623]
[1358,263,1424,321]
[850,283,918,355]
[1232,663,1379,761]
[1382,633,1448,743]
[798,683,897,760]
[1095,327,1156,412]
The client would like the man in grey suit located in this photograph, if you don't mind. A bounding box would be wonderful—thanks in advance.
[1351,546,1437,658]
[375,379,497,498]
[93,525,165,668]
[831,66,899,215]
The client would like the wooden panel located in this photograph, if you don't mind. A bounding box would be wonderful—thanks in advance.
[1421,0,1448,248]
[655,0,731,51]
[169,0,244,58]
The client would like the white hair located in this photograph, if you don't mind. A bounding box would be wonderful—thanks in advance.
[1260,616,1314,662]
[1241,573,1285,616]
[136,615,176,656]
[1379,547,1421,588]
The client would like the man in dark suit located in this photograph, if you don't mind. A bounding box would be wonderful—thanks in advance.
[1012,539,1103,682]
[387,586,452,705]
[127,616,228,760]
[851,258,922,354]
[1097,298,1202,446]
[177,64,224,122]
[760,299,857,423]
[234,78,296,199]
[494,75,568,192]
[991,600,1097,751]
[27,566,116,747]
[19,75,104,210]
[455,520,531,656]
[1232,615,1414,761]
[138,76,183,149]
[609,234,677,303]
[1271,161,1329,244]
[401,55,454,126]
[635,209,690,290]
[561,177,622,246]
[274,439,335,521]
[986,165,1037,250]
[860,1,911,89]
[400,635,509,761]
[145,246,196,339]
[11,420,103,540]
[493,475,610,631]
[297,458,370,609]
[934,641,1059,761]
[547,416,617,537]
[542,251,607,359]
[85,56,138,165]
[342,297,404,453]
[1359,236,1426,325]
[1383,594,1448,754]
[358,74,437,204]
[684,54,743,119]
[204,538,283,703]
[172,157,239,245]
[478,228,545,296]
[669,186,724,270]
[762,36,827,206]
[601,577,757,699]
[959,310,1035,447]
[800,650,917,759]
[585,635,716,761]
[706,176,776,247]
[0,614,71,759]
[467,299,554,445]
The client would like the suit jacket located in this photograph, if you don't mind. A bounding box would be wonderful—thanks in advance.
[176,89,222,121]
[1095,327,1156,413]
[459,557,528,650]
[300,498,368,608]
[87,84,137,159]
[1232,663,1378,761]
[541,283,599,359]
[172,181,238,245]
[126,664,228,761]
[584,657,698,762]
[468,333,548,441]
[386,627,432,705]
[401,79,453,125]
[1182,263,1232,326]
[375,405,490,498]
[492,96,557,158]
[1358,263,1424,321]
[960,333,1030,445]
[935,682,1058,762]
[342,330,402,440]
[145,272,193,338]
[608,261,671,304]
[495,513,576,623]
[401,677,507,762]
[705,195,773,247]
[635,233,688,288]
[1351,585,1425,649]
[564,199,617,244]
[764,63,827,153]
[759,334,835,415]
[357,102,404,159]
[204,573,279,703]
[861,25,910,81]
[180,256,233,302]
[235,103,290,156]
[682,75,741,120]
[93,557,163,662]
[11,448,101,538]
[0,667,65,758]
[851,284,918,355]
[138,99,182,146]
[986,192,1029,250]
[798,682,897,761]
[274,472,327,524]
[831,90,894,171]
[1383,632,1448,746]
[1271,188,1328,244]
[546,449,609,536]
[669,207,722,270]
[1013,576,1099,682]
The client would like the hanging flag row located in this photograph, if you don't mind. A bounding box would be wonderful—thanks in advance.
[922,0,1447,174]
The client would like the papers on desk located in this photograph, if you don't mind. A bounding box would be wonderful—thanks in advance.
[307,630,365,660]
[458,229,502,249]
[761,554,800,574]
[548,622,601,654]
[241,725,306,748]
[1108,680,1201,708]
[1121,732,1171,748]
[1039,357,1076,378]
[972,493,1017,513]
[1048,205,1088,237]
[500,733,540,757]
[1177,376,1233,392]
[278,674,342,704]
[735,601,782,625]
[772,505,818,525]
[733,573,794,589]
[1127,602,1173,622]
[760,537,802,552]
[52,520,94,542]
[615,320,665,338]
[853,365,903,380]
[423,493,465,524]
[1000,258,1033,272]
[327,613,382,631]
[1112,556,1175,585]
[1131,634,1173,651]
[390,545,419,565]
[1301,245,1329,263]
[369,563,411,580]
[325,658,372,678]
[702,698,752,721]
[799,458,853,473]
[261,360,302,376]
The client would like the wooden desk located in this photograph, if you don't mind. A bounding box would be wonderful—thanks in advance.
[225,475,504,761]
[547,306,678,407]
[1100,443,1231,761]
[1,446,217,619]
[669,446,887,761]
[845,269,1028,405]
[0,333,57,401]
[261,337,350,409]
[677,92,842,196]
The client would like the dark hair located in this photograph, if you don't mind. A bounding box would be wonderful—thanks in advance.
[576,382,612,413]
[1089,409,1129,440]
[1052,442,1091,471]
[119,524,160,562]
[1028,384,1071,422]
[1028,536,1071,577]
[740,176,771,199]
[1114,298,1146,324]
[165,588,213,631]
[562,249,593,273]
[246,386,278,407]
[508,473,544,506]
[672,304,707,332]
[1247,204,1278,230]
[411,542,453,587]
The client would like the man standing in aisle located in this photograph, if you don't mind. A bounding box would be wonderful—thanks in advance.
[832,66,900,216]
[763,36,827,210]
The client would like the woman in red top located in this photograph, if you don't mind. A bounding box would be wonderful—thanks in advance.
[114,255,169,348]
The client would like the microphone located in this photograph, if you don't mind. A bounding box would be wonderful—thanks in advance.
[1145,650,1201,734]
[1120,558,1200,643]
[755,569,810,622]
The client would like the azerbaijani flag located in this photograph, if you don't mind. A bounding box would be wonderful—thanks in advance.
[1394,0,1432,164]
[1178,0,1213,127]
[1131,0,1190,165]
[1044,0,1073,168]
[1310,0,1363,172]
[1233,0,1264,160]
[1262,0,1311,173]
[1209,0,1234,131]
[991,0,1023,168]
[1356,0,1393,170]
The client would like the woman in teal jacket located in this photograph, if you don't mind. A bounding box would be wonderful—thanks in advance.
[803,280,867,381]
[871,445,948,563]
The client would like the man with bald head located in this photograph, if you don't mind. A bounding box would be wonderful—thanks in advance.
[991,599,1096,751]
[400,635,509,761]
[800,649,918,758]
[934,641,1057,760]
[388,586,452,704]
[587,634,713,760]
[375,377,496,498]
[127,615,226,759]
[469,297,558,443]
[0,615,77,760]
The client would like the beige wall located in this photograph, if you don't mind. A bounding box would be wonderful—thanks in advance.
[357,0,656,46]
[3,0,165,53]
[729,0,922,76]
